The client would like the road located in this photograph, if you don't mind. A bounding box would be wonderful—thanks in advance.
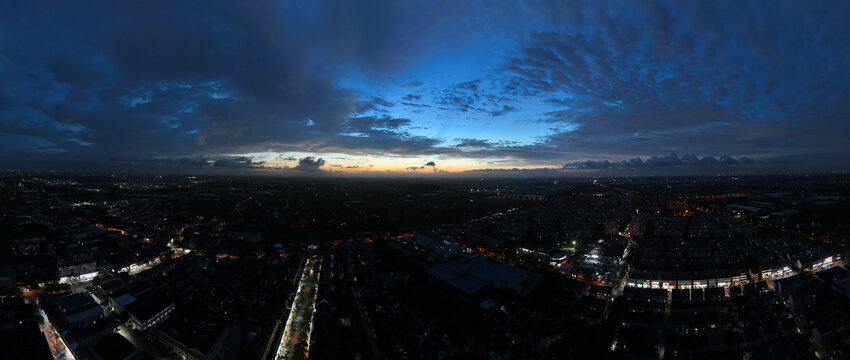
[29,298,77,360]
[275,247,322,360]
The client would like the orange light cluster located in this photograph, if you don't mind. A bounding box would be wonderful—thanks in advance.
[96,223,128,235]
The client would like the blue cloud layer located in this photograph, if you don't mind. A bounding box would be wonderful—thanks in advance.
[0,0,848,174]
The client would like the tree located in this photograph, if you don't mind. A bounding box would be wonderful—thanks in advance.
[94,274,118,286]
[21,275,39,289]
[291,339,309,360]
[43,283,71,293]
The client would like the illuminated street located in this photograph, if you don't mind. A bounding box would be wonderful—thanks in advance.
[30,298,77,360]
[275,247,323,360]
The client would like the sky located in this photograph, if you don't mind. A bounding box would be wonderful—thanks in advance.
[1,0,849,177]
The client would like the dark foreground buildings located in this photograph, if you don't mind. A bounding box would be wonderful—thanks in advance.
[1,173,849,359]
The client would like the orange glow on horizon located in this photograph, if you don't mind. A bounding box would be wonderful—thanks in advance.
[248,161,564,175]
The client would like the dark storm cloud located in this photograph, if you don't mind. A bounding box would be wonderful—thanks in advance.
[460,167,563,178]
[108,155,276,170]
[564,154,756,170]
[1,1,353,166]
[321,0,484,78]
[561,153,822,173]
[455,139,492,148]
[294,157,326,172]
[321,115,447,156]
[109,155,211,168]
[0,0,476,172]
[407,160,437,171]
[213,156,266,169]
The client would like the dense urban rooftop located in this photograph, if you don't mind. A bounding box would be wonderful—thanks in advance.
[0,172,849,359]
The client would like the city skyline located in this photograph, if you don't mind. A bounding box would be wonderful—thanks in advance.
[2,1,850,176]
